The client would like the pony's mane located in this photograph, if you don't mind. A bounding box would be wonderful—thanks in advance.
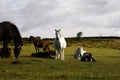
[11,23,22,43]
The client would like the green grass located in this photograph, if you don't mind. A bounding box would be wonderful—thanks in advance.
[0,44,120,80]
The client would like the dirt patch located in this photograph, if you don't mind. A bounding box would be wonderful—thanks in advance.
[11,60,22,65]
[0,70,9,74]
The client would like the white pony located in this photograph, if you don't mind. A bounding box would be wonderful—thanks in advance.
[74,46,96,62]
[53,29,67,60]
[74,46,87,60]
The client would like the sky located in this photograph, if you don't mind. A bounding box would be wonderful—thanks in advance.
[0,0,120,38]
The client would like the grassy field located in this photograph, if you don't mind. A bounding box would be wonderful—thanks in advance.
[0,44,120,80]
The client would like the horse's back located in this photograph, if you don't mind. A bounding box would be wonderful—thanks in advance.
[0,22,12,40]
[38,40,48,47]
[35,39,48,48]
[0,21,20,38]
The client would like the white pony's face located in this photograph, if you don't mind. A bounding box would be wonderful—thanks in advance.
[55,29,61,40]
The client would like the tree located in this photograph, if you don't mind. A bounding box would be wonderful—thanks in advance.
[77,32,83,38]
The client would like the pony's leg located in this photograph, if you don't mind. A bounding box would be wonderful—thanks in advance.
[55,50,60,60]
[2,40,9,58]
[55,50,58,59]
[36,47,39,53]
[60,48,64,60]
[62,49,64,60]
[43,48,45,53]
[34,46,37,53]
[61,53,64,60]
[37,47,39,53]
[58,51,60,59]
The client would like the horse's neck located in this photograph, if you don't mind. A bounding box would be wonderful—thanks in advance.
[11,25,22,47]
[58,32,64,38]
[14,36,22,47]
[59,33,62,37]
[56,36,65,42]
[57,32,62,37]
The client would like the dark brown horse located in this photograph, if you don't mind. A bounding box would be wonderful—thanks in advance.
[29,36,50,53]
[0,21,23,59]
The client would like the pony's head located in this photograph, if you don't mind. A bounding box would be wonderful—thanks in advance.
[29,36,34,42]
[74,46,84,58]
[14,41,23,59]
[74,46,82,58]
[55,29,62,40]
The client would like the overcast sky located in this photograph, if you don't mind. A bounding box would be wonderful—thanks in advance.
[0,0,120,38]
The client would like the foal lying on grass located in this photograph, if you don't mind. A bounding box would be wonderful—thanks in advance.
[31,50,56,59]
[74,46,96,62]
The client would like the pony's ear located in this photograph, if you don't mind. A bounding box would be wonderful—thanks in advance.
[55,29,57,31]
[58,29,61,31]
[55,29,61,32]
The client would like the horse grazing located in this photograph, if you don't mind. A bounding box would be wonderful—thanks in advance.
[53,29,67,60]
[0,21,23,59]
[29,36,50,53]
[74,46,96,62]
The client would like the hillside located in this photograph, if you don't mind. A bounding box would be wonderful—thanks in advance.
[0,36,119,50]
